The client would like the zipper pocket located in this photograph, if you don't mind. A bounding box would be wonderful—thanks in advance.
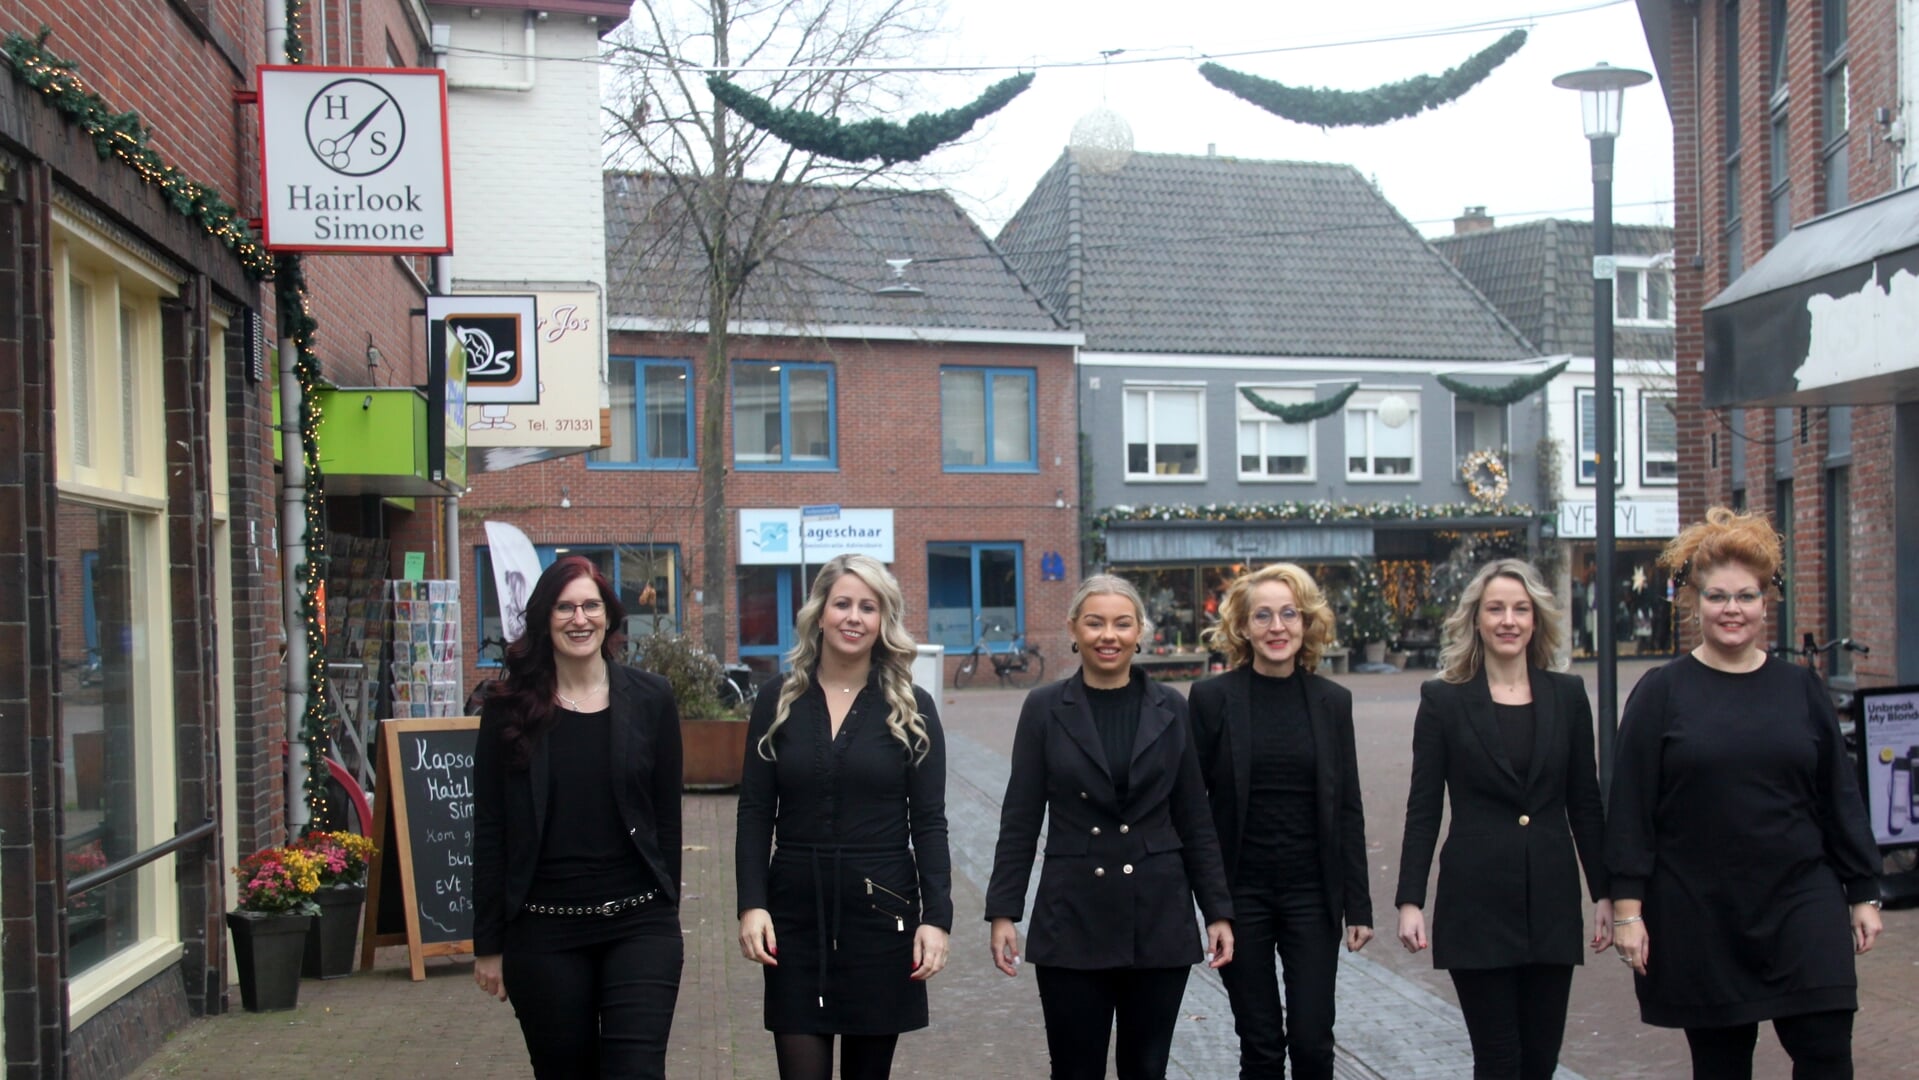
[870,903,905,932]
[864,877,913,906]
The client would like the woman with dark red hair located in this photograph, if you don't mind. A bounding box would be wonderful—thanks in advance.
[472,555,685,1077]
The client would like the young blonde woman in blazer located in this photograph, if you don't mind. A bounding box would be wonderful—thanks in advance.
[1395,559,1612,1080]
[1188,562,1372,1080]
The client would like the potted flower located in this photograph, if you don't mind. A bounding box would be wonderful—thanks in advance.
[629,631,750,790]
[227,846,322,1011]
[291,830,376,979]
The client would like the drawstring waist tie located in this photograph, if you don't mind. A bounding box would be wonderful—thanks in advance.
[773,841,910,1011]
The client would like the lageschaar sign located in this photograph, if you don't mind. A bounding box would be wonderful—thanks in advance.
[257,66,452,253]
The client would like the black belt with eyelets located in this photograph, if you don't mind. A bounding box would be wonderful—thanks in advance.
[522,890,659,917]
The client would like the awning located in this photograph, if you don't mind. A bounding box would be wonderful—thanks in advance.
[1703,184,1919,408]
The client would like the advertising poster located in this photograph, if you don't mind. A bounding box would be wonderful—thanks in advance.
[1859,685,1919,848]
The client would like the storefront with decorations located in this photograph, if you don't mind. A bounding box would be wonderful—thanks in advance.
[1551,498,1681,660]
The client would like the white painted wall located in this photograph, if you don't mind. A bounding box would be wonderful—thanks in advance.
[1544,356,1681,502]
[434,7,607,288]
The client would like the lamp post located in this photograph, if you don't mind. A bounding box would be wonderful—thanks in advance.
[1553,61,1651,795]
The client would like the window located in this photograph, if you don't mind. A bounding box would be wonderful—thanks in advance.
[1821,0,1849,212]
[928,543,1023,650]
[1769,113,1792,242]
[474,543,681,665]
[1640,392,1679,484]
[1768,0,1789,94]
[1827,466,1852,677]
[1344,390,1420,480]
[591,357,693,469]
[1724,1,1743,154]
[1615,259,1675,325]
[733,361,835,469]
[1726,158,1745,280]
[1576,387,1625,485]
[941,367,1037,471]
[52,221,182,1020]
[1452,398,1506,470]
[1124,385,1204,479]
[737,566,803,678]
[1235,386,1315,480]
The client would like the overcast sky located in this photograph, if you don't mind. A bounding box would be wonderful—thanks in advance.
[906,0,1674,240]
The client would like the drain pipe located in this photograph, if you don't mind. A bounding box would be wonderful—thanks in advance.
[266,0,311,831]
[433,19,463,639]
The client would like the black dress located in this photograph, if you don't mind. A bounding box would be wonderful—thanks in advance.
[735,674,951,1035]
[1605,655,1881,1028]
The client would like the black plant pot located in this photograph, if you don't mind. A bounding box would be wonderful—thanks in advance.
[227,910,312,1012]
[302,884,366,979]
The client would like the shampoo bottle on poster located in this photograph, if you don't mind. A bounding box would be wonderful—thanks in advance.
[1892,756,1912,837]
[1909,747,1919,828]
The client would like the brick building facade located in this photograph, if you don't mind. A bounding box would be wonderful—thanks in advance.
[1640,0,1918,685]
[0,3,434,1074]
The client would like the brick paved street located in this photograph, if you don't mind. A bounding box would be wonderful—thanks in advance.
[138,661,1919,1078]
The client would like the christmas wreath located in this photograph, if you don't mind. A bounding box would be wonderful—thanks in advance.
[1460,449,1509,505]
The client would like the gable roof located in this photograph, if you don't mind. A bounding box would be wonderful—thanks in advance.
[993,150,1535,362]
[1432,219,1675,361]
[603,172,1065,336]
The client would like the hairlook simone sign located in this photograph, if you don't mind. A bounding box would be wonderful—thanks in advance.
[257,66,452,253]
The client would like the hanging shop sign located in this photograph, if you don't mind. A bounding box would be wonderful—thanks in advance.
[257,66,452,253]
[739,509,896,565]
[426,295,539,405]
[1554,500,1679,540]
[463,291,603,471]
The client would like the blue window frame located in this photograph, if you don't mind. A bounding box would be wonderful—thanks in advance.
[940,367,1038,471]
[927,542,1024,650]
[732,361,836,470]
[590,357,694,469]
[474,542,682,666]
[736,565,803,678]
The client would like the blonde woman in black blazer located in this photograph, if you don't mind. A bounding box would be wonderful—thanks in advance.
[987,575,1234,1080]
[1189,562,1372,1080]
[1395,558,1611,1080]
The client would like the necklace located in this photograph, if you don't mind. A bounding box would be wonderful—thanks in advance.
[556,671,607,711]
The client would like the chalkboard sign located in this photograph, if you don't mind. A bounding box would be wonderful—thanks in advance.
[360,716,479,980]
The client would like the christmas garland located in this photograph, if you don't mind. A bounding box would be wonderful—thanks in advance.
[1240,383,1358,423]
[1437,360,1568,406]
[1459,448,1510,505]
[1,29,275,279]
[1198,29,1527,129]
[705,72,1034,165]
[1090,498,1539,561]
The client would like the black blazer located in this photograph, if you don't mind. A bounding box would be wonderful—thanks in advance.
[1394,667,1609,970]
[985,673,1233,970]
[1188,666,1373,930]
[473,665,684,956]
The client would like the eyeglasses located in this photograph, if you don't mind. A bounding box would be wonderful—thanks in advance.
[1249,607,1302,628]
[553,600,605,620]
[1699,590,1764,610]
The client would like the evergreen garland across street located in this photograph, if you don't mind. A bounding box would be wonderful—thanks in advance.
[705,72,1034,165]
[1198,29,1527,129]
[1436,359,1569,406]
[1240,383,1360,423]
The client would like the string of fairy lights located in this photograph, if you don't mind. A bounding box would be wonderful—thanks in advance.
[2,9,335,828]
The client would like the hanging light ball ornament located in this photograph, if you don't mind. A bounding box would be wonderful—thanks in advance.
[1069,107,1134,174]
[1377,394,1412,429]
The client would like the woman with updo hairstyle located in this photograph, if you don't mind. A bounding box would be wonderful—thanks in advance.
[1395,558,1611,1080]
[1606,508,1882,1079]
[734,554,950,1080]
[1187,563,1373,1080]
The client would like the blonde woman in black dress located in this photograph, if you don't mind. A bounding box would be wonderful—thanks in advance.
[735,554,950,1080]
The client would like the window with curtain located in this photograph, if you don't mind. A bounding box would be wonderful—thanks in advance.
[1576,387,1626,485]
[1344,390,1419,479]
[941,367,1036,470]
[1124,386,1203,478]
[1640,392,1678,483]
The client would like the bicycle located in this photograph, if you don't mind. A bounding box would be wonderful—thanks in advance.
[952,620,1045,690]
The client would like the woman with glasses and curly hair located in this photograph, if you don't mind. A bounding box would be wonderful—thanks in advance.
[1606,508,1881,1079]
[1187,563,1373,1080]
[1395,558,1612,1080]
[735,554,950,1080]
[472,555,685,1078]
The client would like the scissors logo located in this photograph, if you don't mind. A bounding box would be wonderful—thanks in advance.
[304,79,406,177]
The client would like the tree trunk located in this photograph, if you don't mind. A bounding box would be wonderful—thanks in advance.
[699,287,730,659]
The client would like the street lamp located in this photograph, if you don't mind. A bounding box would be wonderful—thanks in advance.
[1554,61,1651,795]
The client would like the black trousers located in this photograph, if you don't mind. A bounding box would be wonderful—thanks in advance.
[1218,884,1340,1080]
[503,919,685,1078]
[1447,964,1574,1080]
[1683,1009,1854,1080]
[1033,964,1190,1080]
